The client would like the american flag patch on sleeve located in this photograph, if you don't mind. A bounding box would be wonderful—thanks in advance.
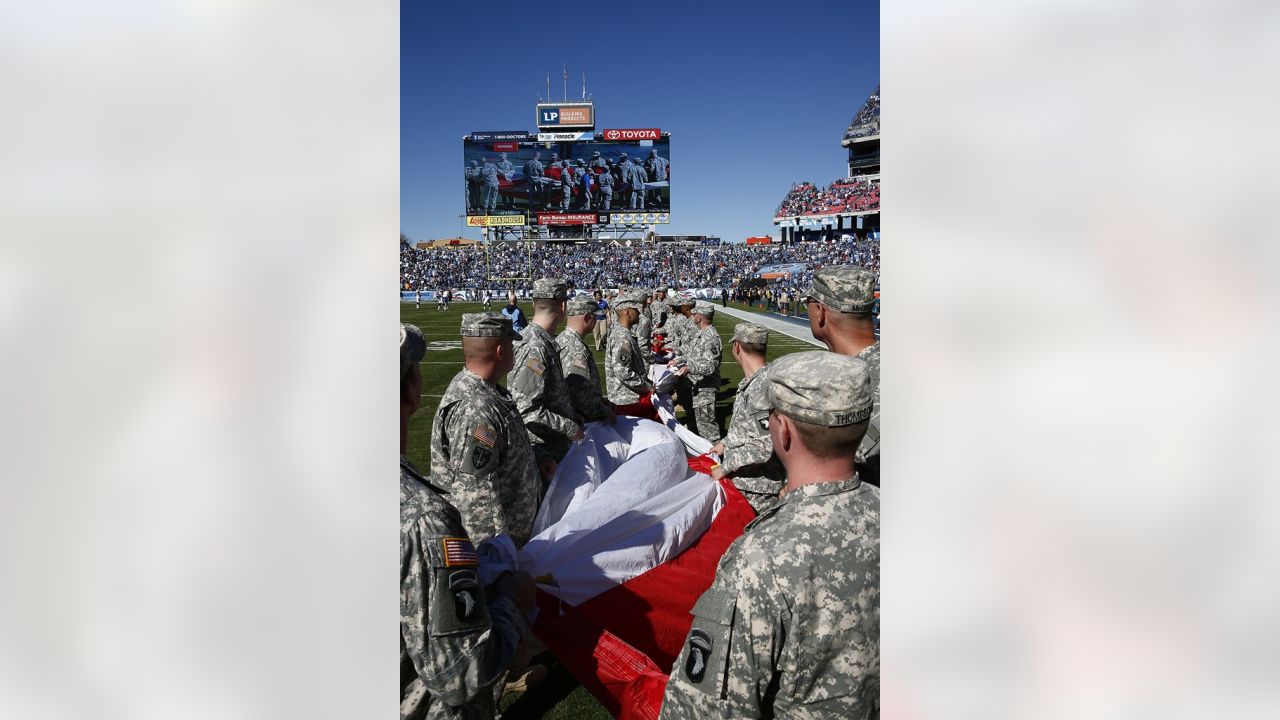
[526,357,545,375]
[442,537,478,566]
[472,426,497,448]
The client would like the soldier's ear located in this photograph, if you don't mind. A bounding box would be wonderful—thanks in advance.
[772,411,792,454]
[812,302,826,329]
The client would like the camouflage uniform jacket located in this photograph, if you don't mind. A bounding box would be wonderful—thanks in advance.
[677,315,700,358]
[720,366,785,505]
[430,368,540,546]
[665,314,691,357]
[660,477,880,720]
[682,325,722,394]
[633,310,654,364]
[507,322,580,461]
[605,322,653,404]
[652,303,668,330]
[400,458,527,720]
[854,342,880,485]
[555,327,612,422]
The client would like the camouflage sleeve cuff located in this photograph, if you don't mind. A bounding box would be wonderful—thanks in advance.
[554,412,580,438]
[721,438,773,476]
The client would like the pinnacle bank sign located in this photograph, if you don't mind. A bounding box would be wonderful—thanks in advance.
[600,128,661,141]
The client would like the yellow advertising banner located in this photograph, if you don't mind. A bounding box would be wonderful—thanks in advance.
[466,215,527,227]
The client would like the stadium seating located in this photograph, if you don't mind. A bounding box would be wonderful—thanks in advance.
[399,236,879,293]
[774,178,879,218]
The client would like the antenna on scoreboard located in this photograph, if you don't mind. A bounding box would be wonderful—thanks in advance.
[581,72,586,101]
[563,64,568,102]
[546,73,551,104]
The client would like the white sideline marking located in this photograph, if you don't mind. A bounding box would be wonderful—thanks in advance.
[713,305,823,347]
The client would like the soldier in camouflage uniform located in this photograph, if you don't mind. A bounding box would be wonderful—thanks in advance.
[672,301,723,442]
[559,162,576,211]
[626,155,647,209]
[576,159,592,210]
[464,161,479,212]
[802,265,880,487]
[430,313,542,546]
[664,293,698,414]
[604,290,655,404]
[479,158,500,213]
[666,293,696,357]
[648,289,670,356]
[523,152,544,210]
[506,278,584,473]
[660,351,880,719]
[556,295,617,424]
[633,289,654,364]
[651,289,669,332]
[400,323,535,719]
[596,163,613,211]
[708,323,785,513]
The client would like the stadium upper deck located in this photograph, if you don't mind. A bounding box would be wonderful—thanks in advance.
[773,85,880,241]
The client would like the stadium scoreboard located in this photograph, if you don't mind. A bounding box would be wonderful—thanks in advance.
[464,99,671,229]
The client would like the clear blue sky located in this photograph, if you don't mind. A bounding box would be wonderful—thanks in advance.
[401,0,879,244]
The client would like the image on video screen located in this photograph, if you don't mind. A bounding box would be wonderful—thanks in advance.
[463,138,670,217]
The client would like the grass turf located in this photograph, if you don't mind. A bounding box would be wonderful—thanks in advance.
[400,301,816,718]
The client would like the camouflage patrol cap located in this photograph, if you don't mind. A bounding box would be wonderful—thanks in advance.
[400,323,426,379]
[566,295,598,316]
[460,312,521,339]
[802,265,876,314]
[615,290,645,310]
[531,277,569,300]
[731,322,769,346]
[767,351,872,427]
[691,301,715,316]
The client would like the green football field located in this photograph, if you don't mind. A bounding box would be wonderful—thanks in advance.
[400,301,815,717]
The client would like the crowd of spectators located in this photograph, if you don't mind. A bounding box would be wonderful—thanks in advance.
[399,235,879,293]
[843,85,880,142]
[774,179,879,218]
[727,238,880,319]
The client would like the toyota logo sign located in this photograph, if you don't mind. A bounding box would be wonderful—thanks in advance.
[600,128,660,141]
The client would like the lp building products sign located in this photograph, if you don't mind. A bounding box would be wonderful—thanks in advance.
[536,103,595,129]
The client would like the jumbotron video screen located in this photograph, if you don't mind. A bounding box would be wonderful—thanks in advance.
[463,137,671,219]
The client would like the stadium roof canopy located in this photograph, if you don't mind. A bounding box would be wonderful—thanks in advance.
[842,84,880,146]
